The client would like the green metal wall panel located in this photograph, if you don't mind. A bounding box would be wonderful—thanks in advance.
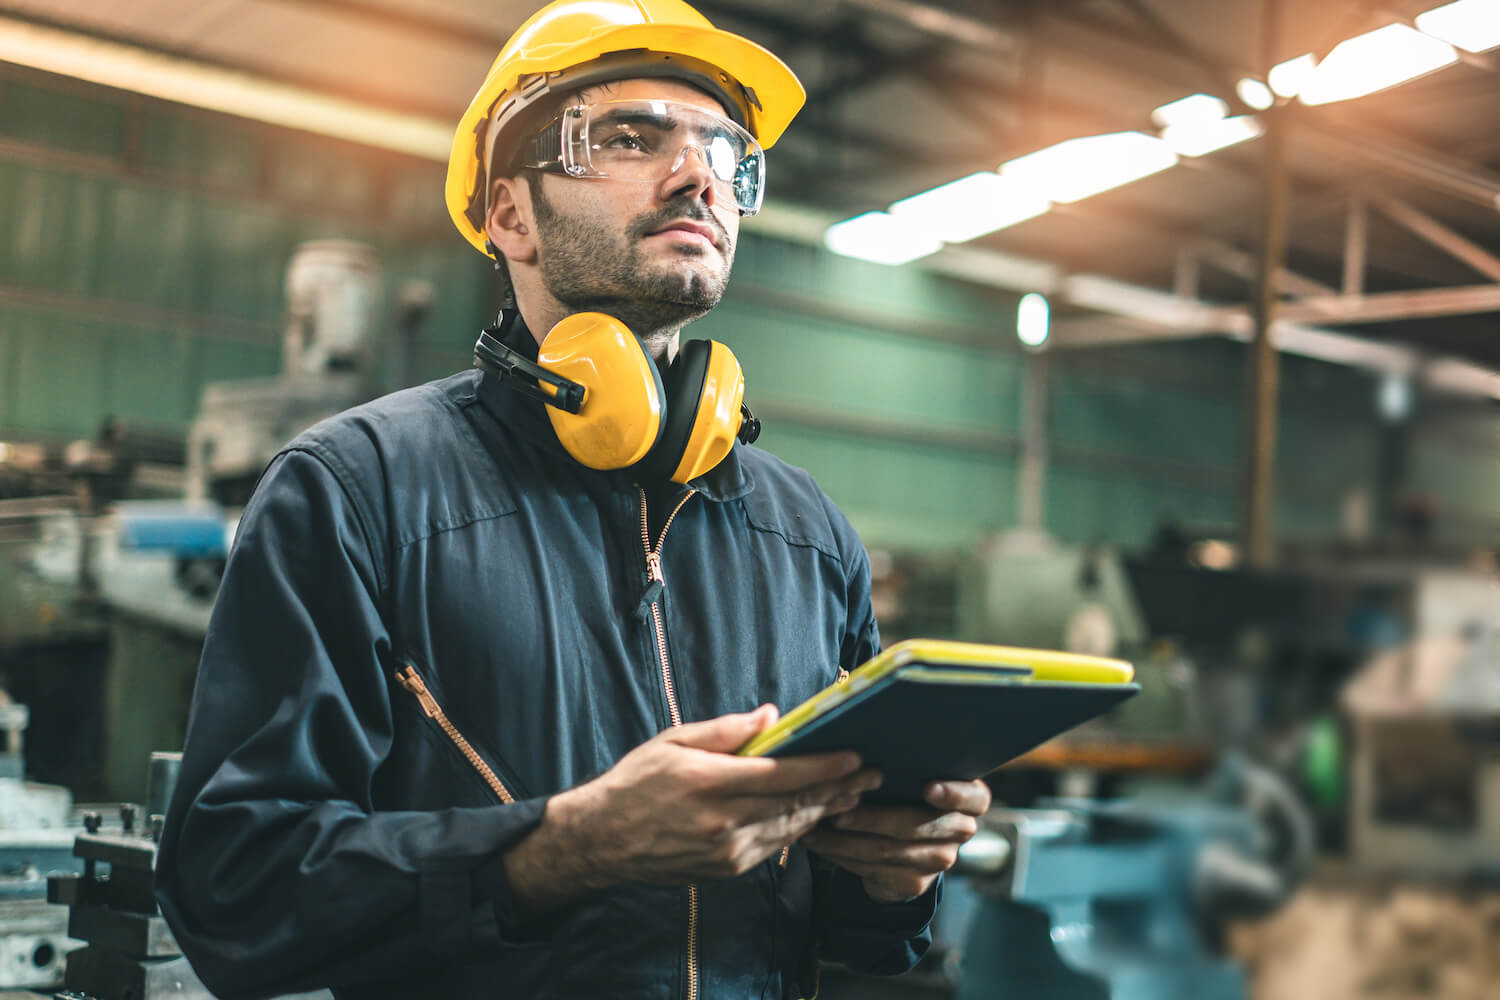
[1409,424,1500,541]
[4,307,112,437]
[761,424,1016,550]
[1049,366,1239,472]
[1044,463,1236,546]
[1,80,129,158]
[0,301,279,436]
[138,110,261,191]
[697,297,1021,435]
[0,165,118,292]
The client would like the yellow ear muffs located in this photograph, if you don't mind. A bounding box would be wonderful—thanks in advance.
[645,339,747,485]
[537,312,666,470]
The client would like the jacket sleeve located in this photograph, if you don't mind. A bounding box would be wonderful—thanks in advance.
[808,497,939,975]
[154,446,547,1000]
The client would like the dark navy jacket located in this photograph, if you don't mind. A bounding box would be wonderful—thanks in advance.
[155,323,937,999]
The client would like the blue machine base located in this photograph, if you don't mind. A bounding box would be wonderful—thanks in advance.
[956,901,1246,1000]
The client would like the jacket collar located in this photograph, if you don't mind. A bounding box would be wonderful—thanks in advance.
[472,312,755,503]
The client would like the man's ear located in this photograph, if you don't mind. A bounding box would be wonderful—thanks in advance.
[485,175,538,265]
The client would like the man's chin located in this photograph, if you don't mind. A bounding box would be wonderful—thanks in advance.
[642,264,727,304]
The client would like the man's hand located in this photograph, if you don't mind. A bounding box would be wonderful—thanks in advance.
[503,705,881,912]
[799,779,991,903]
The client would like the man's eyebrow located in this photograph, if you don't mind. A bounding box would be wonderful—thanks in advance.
[597,108,726,142]
[597,109,678,131]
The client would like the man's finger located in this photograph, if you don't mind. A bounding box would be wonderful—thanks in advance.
[923,779,992,816]
[830,805,977,842]
[707,755,870,797]
[803,830,959,873]
[667,705,780,754]
[736,770,879,832]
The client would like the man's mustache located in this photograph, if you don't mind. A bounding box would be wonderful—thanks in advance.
[629,199,731,248]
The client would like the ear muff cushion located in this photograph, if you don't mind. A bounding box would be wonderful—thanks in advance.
[643,339,712,482]
[540,312,666,469]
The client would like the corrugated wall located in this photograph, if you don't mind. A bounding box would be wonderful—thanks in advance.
[3,68,1488,554]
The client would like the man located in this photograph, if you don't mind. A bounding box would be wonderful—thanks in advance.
[156,1,989,997]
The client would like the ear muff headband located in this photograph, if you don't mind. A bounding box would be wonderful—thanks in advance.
[475,326,586,412]
[539,313,666,470]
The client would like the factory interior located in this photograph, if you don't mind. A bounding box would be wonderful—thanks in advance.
[1,0,1499,997]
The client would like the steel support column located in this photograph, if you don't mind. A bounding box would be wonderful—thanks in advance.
[1245,0,1287,571]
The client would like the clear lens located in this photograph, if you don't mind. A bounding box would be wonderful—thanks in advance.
[557,100,764,215]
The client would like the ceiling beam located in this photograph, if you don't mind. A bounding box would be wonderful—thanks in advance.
[1364,191,1500,283]
[1233,284,1500,326]
[268,0,510,52]
[1193,242,1337,299]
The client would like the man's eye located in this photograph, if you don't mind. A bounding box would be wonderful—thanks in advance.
[602,132,649,152]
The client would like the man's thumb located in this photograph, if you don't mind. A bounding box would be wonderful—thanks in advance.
[670,704,779,752]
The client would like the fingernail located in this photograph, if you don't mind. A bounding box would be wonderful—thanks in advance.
[863,772,884,791]
[841,753,862,773]
[928,782,949,801]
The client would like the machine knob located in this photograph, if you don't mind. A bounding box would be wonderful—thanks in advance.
[82,812,101,834]
[119,804,136,834]
[955,829,1013,875]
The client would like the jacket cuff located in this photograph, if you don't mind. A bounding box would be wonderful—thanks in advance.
[469,796,569,945]
[819,868,940,976]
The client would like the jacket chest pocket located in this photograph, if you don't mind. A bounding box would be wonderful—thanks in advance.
[389,656,530,806]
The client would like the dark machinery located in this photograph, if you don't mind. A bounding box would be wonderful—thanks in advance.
[37,753,327,1000]
[45,753,202,1000]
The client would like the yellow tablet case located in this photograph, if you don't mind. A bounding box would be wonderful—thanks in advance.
[738,639,1138,802]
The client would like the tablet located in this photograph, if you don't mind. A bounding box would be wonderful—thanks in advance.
[738,639,1139,803]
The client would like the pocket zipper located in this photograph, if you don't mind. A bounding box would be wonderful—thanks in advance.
[395,663,517,805]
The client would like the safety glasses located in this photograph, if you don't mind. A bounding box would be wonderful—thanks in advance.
[519,99,766,216]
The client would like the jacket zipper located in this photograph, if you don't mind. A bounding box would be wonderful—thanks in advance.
[638,486,699,1000]
[395,663,517,805]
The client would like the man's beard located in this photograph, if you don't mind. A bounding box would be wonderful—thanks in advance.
[531,182,735,339]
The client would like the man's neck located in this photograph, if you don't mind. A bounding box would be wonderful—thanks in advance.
[516,297,680,367]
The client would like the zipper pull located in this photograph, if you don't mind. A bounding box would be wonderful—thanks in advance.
[635,552,665,621]
[395,665,442,719]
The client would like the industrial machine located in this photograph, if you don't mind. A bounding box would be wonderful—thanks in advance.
[0,691,98,992]
[958,532,1147,660]
[26,752,331,1000]
[45,752,203,1000]
[1340,570,1500,877]
[185,240,382,508]
[950,756,1312,1000]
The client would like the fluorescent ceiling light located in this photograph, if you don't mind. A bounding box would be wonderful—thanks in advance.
[1150,93,1228,129]
[824,212,942,266]
[888,173,1050,243]
[1416,0,1500,53]
[1160,115,1264,157]
[1000,133,1177,204]
[0,15,452,161]
[1299,24,1458,105]
[1268,53,1317,97]
[1236,77,1275,110]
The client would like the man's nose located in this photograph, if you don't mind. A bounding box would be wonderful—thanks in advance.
[661,142,717,206]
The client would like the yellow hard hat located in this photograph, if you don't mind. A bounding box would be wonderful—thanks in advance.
[446,0,806,255]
